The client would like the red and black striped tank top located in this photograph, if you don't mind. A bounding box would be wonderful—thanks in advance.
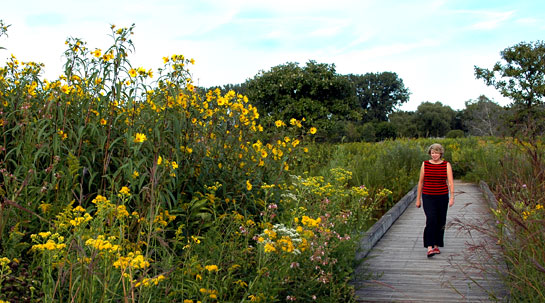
[422,160,448,195]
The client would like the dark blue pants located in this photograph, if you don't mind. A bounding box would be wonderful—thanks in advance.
[422,194,449,247]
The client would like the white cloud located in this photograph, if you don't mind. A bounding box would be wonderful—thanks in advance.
[467,10,515,30]
[346,39,440,60]
[309,22,349,38]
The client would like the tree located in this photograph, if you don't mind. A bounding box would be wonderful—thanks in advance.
[389,111,418,138]
[245,61,360,141]
[463,95,507,136]
[475,41,545,137]
[346,72,410,122]
[374,121,397,141]
[415,102,456,137]
[360,123,376,142]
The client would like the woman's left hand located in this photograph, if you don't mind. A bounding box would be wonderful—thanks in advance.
[449,198,454,207]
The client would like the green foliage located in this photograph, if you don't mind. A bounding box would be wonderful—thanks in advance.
[445,129,464,138]
[475,40,545,138]
[374,121,397,141]
[360,123,376,142]
[415,101,456,137]
[389,110,418,138]
[346,72,410,122]
[244,62,413,142]
[296,139,428,215]
[463,95,508,136]
[245,61,360,141]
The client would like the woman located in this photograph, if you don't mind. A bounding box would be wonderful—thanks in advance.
[415,143,454,257]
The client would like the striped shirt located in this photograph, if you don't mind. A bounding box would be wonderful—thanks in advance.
[422,160,449,195]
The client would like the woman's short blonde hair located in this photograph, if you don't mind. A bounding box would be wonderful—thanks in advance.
[427,143,444,156]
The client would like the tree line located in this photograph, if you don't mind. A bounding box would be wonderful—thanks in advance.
[210,40,545,142]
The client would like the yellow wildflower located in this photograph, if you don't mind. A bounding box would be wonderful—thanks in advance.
[39,203,52,213]
[117,205,130,218]
[205,264,219,272]
[92,195,109,204]
[246,180,252,191]
[235,280,248,287]
[119,186,131,196]
[39,231,51,239]
[57,130,67,140]
[60,84,71,94]
[309,127,317,134]
[191,235,200,244]
[91,48,102,57]
[264,242,276,253]
[229,264,241,271]
[134,133,147,143]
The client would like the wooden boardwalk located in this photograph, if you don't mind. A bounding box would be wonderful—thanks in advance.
[353,180,507,302]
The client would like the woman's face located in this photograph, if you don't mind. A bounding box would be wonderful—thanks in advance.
[430,150,442,161]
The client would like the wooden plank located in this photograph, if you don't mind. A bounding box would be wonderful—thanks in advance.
[354,180,507,302]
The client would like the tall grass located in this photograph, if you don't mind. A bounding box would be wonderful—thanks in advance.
[425,137,545,302]
[296,137,507,215]
[473,139,545,301]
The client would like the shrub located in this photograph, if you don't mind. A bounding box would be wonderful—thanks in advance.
[445,129,465,138]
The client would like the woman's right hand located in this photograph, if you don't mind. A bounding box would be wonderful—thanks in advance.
[415,200,421,208]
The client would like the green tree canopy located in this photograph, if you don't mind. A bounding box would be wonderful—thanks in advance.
[389,110,418,138]
[475,40,545,137]
[346,72,410,122]
[415,101,456,137]
[245,61,360,140]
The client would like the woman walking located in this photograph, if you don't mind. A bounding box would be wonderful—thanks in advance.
[415,143,454,257]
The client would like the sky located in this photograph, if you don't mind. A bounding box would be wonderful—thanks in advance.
[2,0,545,111]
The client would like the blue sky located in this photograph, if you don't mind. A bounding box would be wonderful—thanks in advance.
[2,0,545,111]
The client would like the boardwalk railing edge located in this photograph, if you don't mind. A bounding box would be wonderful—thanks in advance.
[356,185,418,260]
[479,179,512,239]
[478,180,499,209]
